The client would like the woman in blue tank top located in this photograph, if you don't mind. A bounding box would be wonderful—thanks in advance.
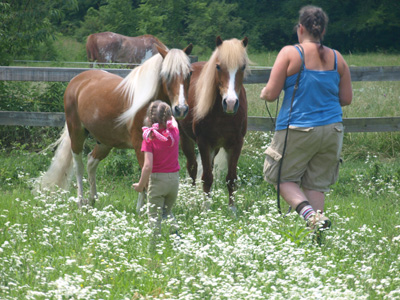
[260,5,353,232]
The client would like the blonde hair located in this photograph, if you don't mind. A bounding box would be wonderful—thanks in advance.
[193,38,250,121]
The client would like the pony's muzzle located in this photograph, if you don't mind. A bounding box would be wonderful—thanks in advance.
[173,104,189,119]
[222,98,239,114]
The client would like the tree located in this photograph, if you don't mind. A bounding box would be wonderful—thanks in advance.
[185,0,245,52]
[136,0,189,48]
[75,0,140,42]
[0,0,79,65]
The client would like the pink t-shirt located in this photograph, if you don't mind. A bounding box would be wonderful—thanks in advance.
[141,125,180,173]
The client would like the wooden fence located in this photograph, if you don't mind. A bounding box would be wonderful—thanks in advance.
[1,65,400,132]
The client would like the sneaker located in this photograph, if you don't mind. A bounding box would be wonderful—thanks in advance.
[307,212,331,231]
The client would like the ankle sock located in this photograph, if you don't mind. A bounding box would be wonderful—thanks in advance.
[295,200,316,221]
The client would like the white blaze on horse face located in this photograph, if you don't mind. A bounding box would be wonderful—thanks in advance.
[226,69,238,100]
[222,69,239,112]
[178,84,185,107]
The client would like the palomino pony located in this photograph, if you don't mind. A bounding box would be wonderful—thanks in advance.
[86,32,168,67]
[178,36,249,212]
[37,44,192,210]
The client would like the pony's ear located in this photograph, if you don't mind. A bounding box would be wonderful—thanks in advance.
[216,36,223,47]
[242,37,248,48]
[183,43,193,56]
[156,44,168,59]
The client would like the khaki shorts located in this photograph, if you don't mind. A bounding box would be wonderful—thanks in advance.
[263,123,343,192]
[147,171,179,235]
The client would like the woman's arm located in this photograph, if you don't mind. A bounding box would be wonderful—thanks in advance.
[336,50,353,106]
[132,151,153,192]
[260,46,291,102]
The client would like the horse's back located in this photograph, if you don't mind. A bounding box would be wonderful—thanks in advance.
[120,34,167,64]
[86,32,167,64]
[86,32,124,63]
[64,69,133,147]
[66,70,122,97]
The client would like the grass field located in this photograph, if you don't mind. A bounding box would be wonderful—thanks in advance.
[1,133,400,299]
[1,42,400,299]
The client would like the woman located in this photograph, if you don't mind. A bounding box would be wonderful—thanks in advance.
[260,5,352,231]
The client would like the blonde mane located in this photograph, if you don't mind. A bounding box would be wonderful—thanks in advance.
[161,48,191,81]
[116,49,191,128]
[194,38,250,121]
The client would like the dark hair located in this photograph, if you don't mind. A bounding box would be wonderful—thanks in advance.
[299,5,329,61]
[144,100,172,129]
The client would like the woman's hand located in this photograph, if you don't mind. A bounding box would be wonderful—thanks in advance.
[260,86,269,100]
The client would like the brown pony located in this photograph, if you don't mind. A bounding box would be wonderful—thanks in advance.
[86,32,168,66]
[178,37,249,212]
[37,44,192,210]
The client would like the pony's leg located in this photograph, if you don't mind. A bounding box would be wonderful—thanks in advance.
[225,142,244,211]
[198,141,215,210]
[88,143,112,206]
[180,133,198,185]
[72,152,85,207]
[66,103,87,206]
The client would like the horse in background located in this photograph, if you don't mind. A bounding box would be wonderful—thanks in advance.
[86,32,168,67]
[37,44,193,210]
[178,36,249,213]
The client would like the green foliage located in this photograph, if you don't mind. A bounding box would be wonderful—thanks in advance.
[0,0,79,64]
[53,34,87,61]
[100,149,138,178]
[75,0,138,42]
[185,0,245,52]
[2,0,400,62]
[0,81,66,113]
[0,81,66,149]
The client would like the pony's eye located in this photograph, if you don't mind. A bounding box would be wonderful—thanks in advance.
[216,64,221,71]
[241,65,246,71]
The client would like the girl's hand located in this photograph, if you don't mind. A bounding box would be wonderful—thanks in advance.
[132,183,144,192]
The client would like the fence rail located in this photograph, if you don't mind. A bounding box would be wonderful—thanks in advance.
[1,66,400,83]
[1,111,400,133]
[1,65,400,132]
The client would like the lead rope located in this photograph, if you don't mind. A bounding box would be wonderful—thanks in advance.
[264,96,279,129]
[276,44,304,215]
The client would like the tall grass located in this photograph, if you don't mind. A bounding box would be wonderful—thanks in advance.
[1,42,400,298]
[0,134,399,299]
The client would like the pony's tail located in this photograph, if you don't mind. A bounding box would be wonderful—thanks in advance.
[35,124,74,192]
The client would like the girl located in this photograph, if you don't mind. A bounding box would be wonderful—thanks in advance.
[133,100,180,245]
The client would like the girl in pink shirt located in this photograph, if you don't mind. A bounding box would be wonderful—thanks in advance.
[132,100,180,247]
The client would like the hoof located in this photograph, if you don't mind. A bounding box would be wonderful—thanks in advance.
[202,199,212,211]
[229,205,237,217]
[77,197,92,208]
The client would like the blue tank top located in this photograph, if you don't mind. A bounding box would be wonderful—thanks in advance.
[275,46,342,131]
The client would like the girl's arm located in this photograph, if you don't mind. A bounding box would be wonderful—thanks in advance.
[132,151,153,192]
